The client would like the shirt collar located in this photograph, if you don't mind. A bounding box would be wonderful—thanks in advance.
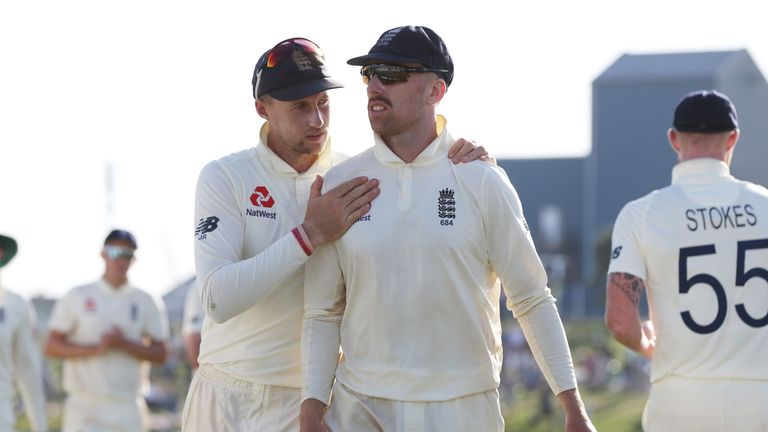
[671,158,734,185]
[99,278,133,295]
[255,122,334,176]
[373,115,451,167]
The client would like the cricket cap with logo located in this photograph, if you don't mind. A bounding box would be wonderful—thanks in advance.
[347,25,454,87]
[0,234,18,268]
[252,37,343,101]
[673,90,739,133]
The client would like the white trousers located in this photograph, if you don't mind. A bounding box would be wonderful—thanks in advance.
[181,365,301,432]
[324,381,504,432]
[63,393,148,432]
[643,377,768,432]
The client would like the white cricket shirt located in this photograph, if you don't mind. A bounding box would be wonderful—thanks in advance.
[194,123,345,388]
[0,287,47,431]
[609,158,768,383]
[303,116,577,403]
[47,279,169,399]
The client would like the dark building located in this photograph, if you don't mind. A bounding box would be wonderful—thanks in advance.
[498,49,768,316]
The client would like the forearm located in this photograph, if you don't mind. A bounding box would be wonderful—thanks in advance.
[44,337,102,359]
[117,339,167,364]
[197,230,310,323]
[183,334,201,369]
[516,300,577,395]
[15,338,48,431]
[301,317,341,405]
[605,272,654,358]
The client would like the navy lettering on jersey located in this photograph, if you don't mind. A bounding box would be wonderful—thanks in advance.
[246,209,278,219]
[686,204,758,231]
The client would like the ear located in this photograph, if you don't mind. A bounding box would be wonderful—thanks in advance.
[255,99,269,120]
[667,128,681,154]
[428,79,447,105]
[726,129,739,152]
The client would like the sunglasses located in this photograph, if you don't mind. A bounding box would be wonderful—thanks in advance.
[360,64,449,85]
[104,245,135,260]
[254,38,324,97]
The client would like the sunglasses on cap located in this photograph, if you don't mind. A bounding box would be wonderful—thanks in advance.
[104,245,135,260]
[360,64,449,85]
[258,38,324,71]
[254,38,324,98]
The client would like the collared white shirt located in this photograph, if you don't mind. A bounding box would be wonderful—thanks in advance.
[609,158,768,383]
[47,279,169,399]
[194,123,346,387]
[0,287,47,431]
[303,116,576,403]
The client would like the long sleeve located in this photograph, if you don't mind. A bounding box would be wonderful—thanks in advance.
[302,242,346,404]
[483,166,577,395]
[194,160,310,323]
[13,301,47,432]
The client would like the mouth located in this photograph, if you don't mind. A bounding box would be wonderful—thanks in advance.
[306,129,326,140]
[368,97,390,113]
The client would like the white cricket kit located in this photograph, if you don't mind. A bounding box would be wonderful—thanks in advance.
[609,158,768,382]
[48,280,169,399]
[303,116,577,407]
[182,280,203,338]
[0,287,47,432]
[609,158,768,430]
[193,122,343,388]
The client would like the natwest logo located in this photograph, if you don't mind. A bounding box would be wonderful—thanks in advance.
[250,186,275,208]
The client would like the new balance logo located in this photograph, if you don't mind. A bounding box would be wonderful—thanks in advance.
[196,216,220,240]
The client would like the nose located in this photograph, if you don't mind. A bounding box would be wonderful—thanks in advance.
[367,74,385,95]
[309,104,325,128]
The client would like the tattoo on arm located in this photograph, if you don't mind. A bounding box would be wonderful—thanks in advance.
[609,272,645,306]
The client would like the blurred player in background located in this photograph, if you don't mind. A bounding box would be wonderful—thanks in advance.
[45,229,169,432]
[0,233,47,431]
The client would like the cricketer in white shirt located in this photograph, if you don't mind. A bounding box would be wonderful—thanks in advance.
[0,286,47,432]
[47,280,169,432]
[608,158,768,430]
[303,116,581,430]
[606,89,768,432]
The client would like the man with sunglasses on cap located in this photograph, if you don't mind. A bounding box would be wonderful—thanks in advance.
[606,90,768,431]
[0,234,48,431]
[301,25,594,432]
[183,36,488,432]
[45,229,169,432]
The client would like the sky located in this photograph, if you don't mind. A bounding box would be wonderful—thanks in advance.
[1,0,766,299]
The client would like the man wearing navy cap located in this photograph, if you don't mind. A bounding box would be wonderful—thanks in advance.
[45,229,169,432]
[606,90,768,430]
[301,25,594,432]
[184,35,488,432]
[0,234,48,431]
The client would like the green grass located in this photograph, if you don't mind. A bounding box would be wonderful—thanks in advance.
[503,388,645,432]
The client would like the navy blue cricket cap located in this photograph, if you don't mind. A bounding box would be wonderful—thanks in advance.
[347,25,454,87]
[104,229,138,249]
[0,234,18,268]
[673,90,739,133]
[252,37,343,101]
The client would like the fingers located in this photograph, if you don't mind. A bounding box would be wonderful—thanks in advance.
[462,145,488,163]
[327,176,369,198]
[448,138,472,162]
[339,179,379,207]
[309,175,324,199]
[343,185,380,222]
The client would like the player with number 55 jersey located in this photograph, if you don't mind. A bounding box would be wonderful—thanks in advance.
[606,90,768,432]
